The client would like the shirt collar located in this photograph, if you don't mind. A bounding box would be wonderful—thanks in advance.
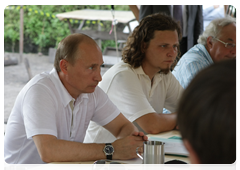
[49,68,88,108]
[197,44,214,64]
[133,65,146,75]
[133,65,162,81]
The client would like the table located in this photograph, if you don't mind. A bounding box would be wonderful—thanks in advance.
[56,9,135,40]
[56,9,135,23]
[56,9,135,66]
[31,130,191,170]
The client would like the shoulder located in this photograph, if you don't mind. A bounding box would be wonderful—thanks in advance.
[99,62,137,92]
[20,71,59,104]
[103,61,134,77]
[22,71,53,93]
[178,45,210,65]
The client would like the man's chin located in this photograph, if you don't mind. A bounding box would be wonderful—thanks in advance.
[84,87,97,94]
[159,68,171,74]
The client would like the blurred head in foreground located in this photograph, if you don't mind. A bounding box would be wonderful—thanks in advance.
[177,59,236,164]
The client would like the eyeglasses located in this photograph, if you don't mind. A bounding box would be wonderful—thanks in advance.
[92,160,125,170]
[212,37,236,49]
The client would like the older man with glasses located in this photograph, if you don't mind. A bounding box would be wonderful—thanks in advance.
[172,16,236,89]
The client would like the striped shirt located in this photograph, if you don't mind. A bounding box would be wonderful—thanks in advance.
[172,44,214,89]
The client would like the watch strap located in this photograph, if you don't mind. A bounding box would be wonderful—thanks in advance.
[107,154,112,160]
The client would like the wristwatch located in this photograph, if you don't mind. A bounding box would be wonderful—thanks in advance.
[103,143,114,160]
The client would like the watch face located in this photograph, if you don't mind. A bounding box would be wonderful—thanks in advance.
[105,145,114,154]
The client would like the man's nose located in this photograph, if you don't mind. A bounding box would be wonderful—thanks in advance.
[94,70,102,82]
[230,46,236,56]
[167,46,178,57]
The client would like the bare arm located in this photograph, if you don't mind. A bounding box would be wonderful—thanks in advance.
[103,113,139,139]
[33,113,147,163]
[33,135,106,163]
[134,112,177,134]
[129,5,139,21]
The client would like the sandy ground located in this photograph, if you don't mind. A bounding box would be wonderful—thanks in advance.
[4,52,109,132]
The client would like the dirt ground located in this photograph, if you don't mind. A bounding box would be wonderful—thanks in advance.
[4,52,109,132]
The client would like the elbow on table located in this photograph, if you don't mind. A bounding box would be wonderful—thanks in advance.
[143,126,173,134]
[40,154,52,163]
[38,149,55,163]
[144,128,161,134]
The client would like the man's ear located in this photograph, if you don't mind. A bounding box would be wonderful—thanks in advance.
[183,139,201,164]
[141,42,147,53]
[206,36,213,50]
[59,59,68,75]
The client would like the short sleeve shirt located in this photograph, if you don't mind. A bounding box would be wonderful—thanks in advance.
[4,68,120,164]
[84,61,183,143]
[172,44,214,89]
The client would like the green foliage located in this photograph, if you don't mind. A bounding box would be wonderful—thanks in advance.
[22,5,77,52]
[4,5,130,54]
[4,7,20,52]
[102,40,116,52]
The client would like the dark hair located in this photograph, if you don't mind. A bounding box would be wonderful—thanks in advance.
[54,33,92,72]
[177,59,236,164]
[122,12,182,70]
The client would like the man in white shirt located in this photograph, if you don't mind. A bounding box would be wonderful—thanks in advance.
[4,33,147,164]
[84,13,183,143]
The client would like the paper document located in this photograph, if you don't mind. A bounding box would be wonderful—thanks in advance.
[148,136,189,156]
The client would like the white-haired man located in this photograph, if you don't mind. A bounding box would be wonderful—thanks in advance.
[172,17,236,89]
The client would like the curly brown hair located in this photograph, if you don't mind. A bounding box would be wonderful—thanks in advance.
[122,12,182,70]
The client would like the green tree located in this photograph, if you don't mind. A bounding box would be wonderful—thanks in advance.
[4,5,130,54]
[4,6,20,52]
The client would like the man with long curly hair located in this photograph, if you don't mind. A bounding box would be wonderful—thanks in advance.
[84,13,184,143]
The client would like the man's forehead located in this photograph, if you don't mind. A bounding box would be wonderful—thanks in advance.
[78,41,101,53]
[77,44,102,61]
[152,30,179,42]
[219,24,236,37]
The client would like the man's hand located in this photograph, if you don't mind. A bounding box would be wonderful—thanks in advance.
[132,131,148,141]
[112,135,145,160]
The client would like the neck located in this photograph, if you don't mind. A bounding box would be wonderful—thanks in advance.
[151,77,154,86]
[141,63,159,81]
[58,72,79,100]
[205,44,215,63]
